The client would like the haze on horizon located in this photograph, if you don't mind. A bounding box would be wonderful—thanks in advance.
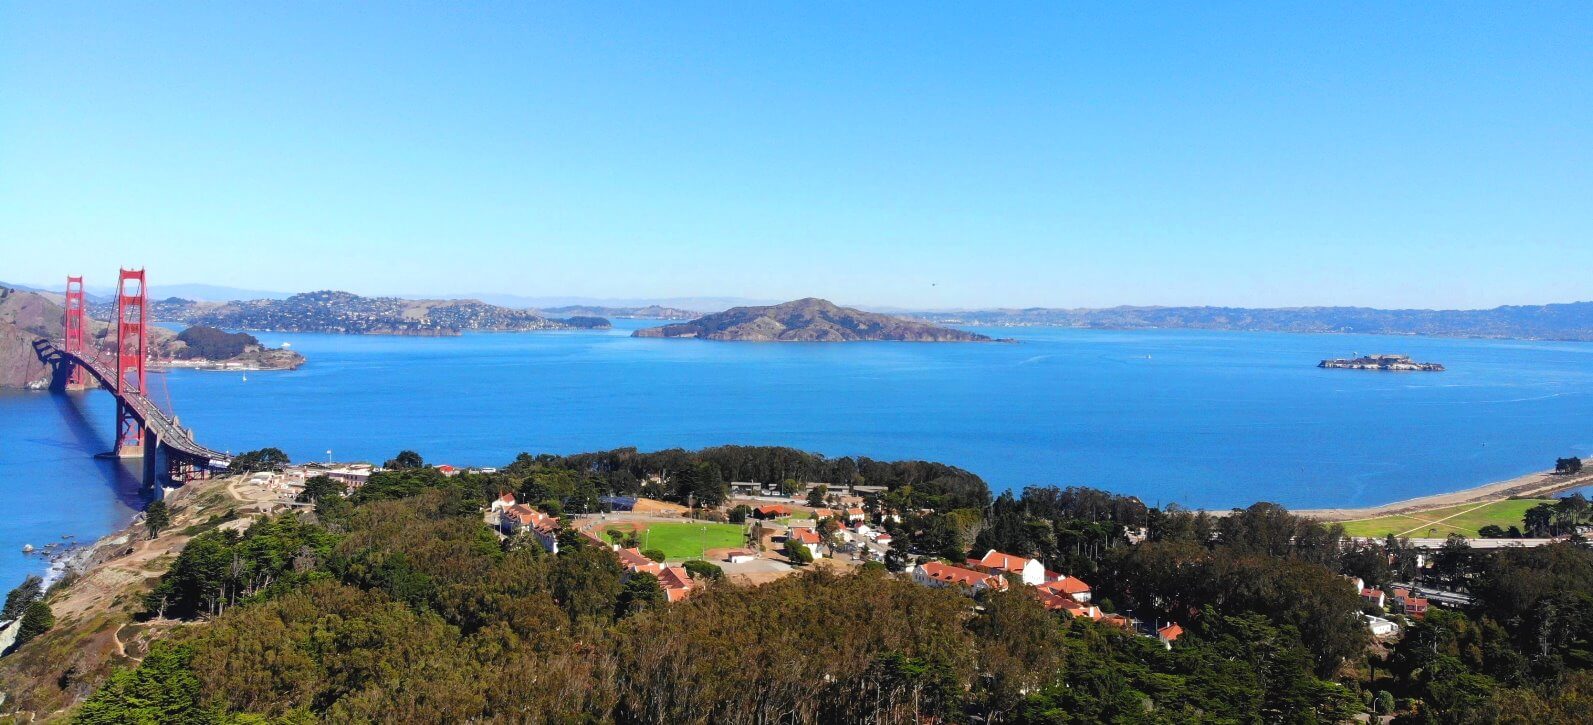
[2,4,1589,311]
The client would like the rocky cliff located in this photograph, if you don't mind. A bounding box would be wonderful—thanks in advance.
[0,287,63,389]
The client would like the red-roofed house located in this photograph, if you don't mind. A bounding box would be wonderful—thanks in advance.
[914,561,1007,594]
[1101,614,1134,630]
[811,508,837,521]
[1036,576,1092,603]
[490,492,517,513]
[752,505,790,520]
[616,549,695,603]
[616,547,663,576]
[786,527,826,559]
[1033,591,1103,619]
[844,508,866,523]
[1361,588,1386,609]
[658,566,696,602]
[974,549,1046,586]
[1391,588,1429,618]
[1157,623,1184,649]
[501,504,560,554]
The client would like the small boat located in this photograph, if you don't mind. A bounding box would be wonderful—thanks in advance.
[21,544,33,553]
[242,373,249,382]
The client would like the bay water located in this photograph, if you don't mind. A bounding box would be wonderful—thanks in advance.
[3,319,1591,587]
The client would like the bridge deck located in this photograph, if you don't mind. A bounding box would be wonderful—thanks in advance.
[50,343,231,465]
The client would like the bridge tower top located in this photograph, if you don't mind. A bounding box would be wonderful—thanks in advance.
[116,268,147,395]
[115,268,149,455]
[64,276,87,387]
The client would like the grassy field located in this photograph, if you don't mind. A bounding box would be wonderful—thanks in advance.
[1337,498,1552,538]
[605,522,745,561]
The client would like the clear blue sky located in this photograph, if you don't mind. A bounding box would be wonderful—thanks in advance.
[2,3,1589,309]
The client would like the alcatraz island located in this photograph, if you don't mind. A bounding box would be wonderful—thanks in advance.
[1318,354,1445,371]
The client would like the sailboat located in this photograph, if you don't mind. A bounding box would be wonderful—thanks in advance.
[242,373,249,382]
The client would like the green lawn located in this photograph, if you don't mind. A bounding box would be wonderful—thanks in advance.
[1337,498,1552,538]
[612,522,745,561]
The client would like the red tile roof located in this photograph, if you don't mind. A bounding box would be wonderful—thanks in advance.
[920,561,1006,590]
[1038,576,1091,596]
[789,528,821,544]
[1157,623,1184,641]
[617,547,663,575]
[977,550,1033,574]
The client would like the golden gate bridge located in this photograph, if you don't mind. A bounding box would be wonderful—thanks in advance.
[34,270,230,488]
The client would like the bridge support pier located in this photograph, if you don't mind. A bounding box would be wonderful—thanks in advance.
[143,429,159,489]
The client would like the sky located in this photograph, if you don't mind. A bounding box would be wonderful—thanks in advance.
[2,3,1590,310]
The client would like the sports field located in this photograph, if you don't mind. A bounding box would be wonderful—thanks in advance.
[605,522,745,561]
[1337,498,1551,538]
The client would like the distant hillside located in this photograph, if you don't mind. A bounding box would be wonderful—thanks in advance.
[539,304,701,320]
[904,302,1593,341]
[634,298,996,342]
[129,291,612,336]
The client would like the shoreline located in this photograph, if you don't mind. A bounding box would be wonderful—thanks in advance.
[1297,465,1593,521]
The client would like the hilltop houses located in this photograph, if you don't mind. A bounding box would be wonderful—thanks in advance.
[912,548,1137,627]
[499,504,559,554]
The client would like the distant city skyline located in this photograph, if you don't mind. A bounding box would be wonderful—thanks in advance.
[3,4,1590,309]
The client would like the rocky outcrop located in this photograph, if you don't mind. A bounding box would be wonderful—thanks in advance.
[633,298,997,342]
[0,287,63,389]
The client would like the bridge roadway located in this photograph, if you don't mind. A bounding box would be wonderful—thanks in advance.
[41,340,231,473]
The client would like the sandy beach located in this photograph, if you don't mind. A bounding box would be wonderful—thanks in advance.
[1298,466,1593,521]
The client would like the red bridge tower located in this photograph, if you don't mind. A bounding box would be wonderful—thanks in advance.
[63,275,88,389]
[115,268,148,457]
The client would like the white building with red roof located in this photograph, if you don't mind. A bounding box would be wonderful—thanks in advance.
[973,549,1047,586]
[500,504,559,554]
[1036,575,1092,603]
[786,527,826,559]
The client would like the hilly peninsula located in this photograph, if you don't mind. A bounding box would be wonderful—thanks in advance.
[131,291,612,336]
[633,298,995,342]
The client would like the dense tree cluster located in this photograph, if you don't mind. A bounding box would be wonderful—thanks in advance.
[59,445,1593,723]
[174,326,259,360]
[225,447,290,475]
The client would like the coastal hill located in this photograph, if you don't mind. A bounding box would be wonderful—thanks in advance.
[634,297,996,342]
[135,291,612,336]
[904,301,1593,341]
[0,287,304,389]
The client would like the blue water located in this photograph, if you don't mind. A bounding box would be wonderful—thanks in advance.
[0,390,147,590]
[4,320,1593,587]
